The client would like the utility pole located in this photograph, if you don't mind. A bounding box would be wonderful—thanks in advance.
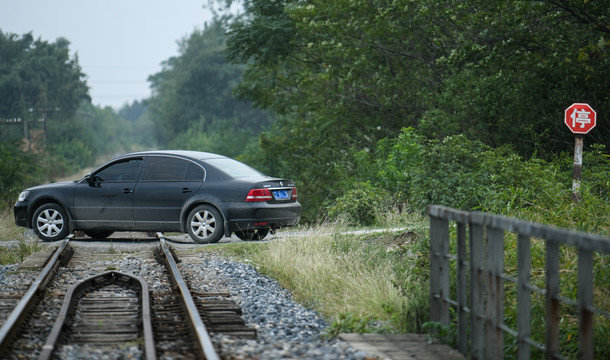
[29,107,61,145]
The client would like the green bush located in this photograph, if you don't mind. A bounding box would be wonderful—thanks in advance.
[326,181,391,226]
[51,138,94,174]
[0,141,38,207]
[408,134,490,211]
[333,127,609,235]
[582,143,610,201]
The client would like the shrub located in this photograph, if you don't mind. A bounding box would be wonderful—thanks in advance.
[0,141,38,207]
[51,139,94,174]
[326,181,391,226]
[337,127,609,234]
[408,134,490,211]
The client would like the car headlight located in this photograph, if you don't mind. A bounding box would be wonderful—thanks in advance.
[18,191,29,202]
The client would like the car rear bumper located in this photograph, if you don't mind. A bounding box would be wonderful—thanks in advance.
[224,201,301,233]
[14,202,30,228]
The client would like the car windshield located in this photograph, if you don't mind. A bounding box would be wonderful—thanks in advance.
[205,158,263,178]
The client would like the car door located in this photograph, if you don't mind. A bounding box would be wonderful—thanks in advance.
[132,156,204,231]
[73,157,143,229]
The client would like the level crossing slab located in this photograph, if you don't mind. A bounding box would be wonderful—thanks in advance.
[339,333,466,360]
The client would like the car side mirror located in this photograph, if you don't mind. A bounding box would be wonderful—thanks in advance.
[84,173,100,187]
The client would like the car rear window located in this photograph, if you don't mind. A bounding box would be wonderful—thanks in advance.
[204,158,263,178]
[141,157,205,181]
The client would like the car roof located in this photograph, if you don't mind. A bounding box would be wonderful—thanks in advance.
[114,150,228,162]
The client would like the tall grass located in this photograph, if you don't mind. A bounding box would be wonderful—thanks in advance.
[220,216,431,335]
[0,208,24,242]
[0,208,43,265]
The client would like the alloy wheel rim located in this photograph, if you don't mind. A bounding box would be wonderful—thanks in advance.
[37,209,64,237]
[191,210,216,239]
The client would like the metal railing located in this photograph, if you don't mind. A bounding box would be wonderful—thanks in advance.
[428,205,610,360]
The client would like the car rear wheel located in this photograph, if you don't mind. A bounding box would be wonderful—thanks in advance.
[84,231,114,239]
[187,205,223,244]
[235,229,269,241]
[32,203,70,242]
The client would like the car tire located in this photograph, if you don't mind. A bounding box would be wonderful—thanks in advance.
[32,203,70,242]
[186,205,224,244]
[84,231,114,239]
[235,229,269,241]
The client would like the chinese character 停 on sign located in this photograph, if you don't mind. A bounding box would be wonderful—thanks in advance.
[569,108,591,129]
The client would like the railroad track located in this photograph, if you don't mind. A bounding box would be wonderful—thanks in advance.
[39,270,156,360]
[0,234,255,359]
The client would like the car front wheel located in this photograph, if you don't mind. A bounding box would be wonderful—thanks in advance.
[32,203,70,242]
[186,205,224,244]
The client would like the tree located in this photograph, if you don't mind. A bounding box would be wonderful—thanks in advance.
[147,20,271,147]
[223,0,609,219]
[0,31,89,121]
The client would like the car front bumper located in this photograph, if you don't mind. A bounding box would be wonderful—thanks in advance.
[14,202,30,228]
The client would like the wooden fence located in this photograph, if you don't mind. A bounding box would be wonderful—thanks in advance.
[428,205,610,359]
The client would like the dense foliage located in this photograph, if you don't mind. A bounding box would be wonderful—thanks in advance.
[220,0,609,226]
[329,128,609,234]
[0,31,89,121]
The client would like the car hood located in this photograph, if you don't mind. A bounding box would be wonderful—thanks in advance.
[27,181,77,192]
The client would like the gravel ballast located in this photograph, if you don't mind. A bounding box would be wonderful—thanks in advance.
[182,252,372,359]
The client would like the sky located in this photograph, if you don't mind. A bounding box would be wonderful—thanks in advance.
[0,0,214,109]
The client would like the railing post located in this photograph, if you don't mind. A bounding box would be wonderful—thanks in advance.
[517,234,532,360]
[578,248,593,360]
[470,222,485,360]
[546,242,561,360]
[486,227,505,360]
[429,215,450,328]
[457,221,468,355]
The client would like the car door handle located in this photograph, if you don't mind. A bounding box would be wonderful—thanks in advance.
[182,187,192,193]
[123,188,133,194]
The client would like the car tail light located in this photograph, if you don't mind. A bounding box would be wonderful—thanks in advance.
[246,188,272,201]
[292,187,297,200]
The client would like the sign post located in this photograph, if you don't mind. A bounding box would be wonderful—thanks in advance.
[564,103,597,201]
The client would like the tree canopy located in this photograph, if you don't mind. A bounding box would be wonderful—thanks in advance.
[0,31,89,120]
[147,20,271,156]
[221,0,609,219]
[226,0,608,153]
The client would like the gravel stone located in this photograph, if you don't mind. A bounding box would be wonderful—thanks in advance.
[179,252,371,359]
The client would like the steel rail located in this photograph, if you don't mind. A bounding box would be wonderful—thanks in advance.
[157,233,220,360]
[0,238,71,355]
[39,271,156,360]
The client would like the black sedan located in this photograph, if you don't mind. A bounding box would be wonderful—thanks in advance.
[14,150,301,243]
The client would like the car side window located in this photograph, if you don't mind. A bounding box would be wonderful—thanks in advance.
[141,157,195,181]
[95,158,143,182]
[185,163,205,181]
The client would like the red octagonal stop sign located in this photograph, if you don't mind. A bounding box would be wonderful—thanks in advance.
[565,103,597,134]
